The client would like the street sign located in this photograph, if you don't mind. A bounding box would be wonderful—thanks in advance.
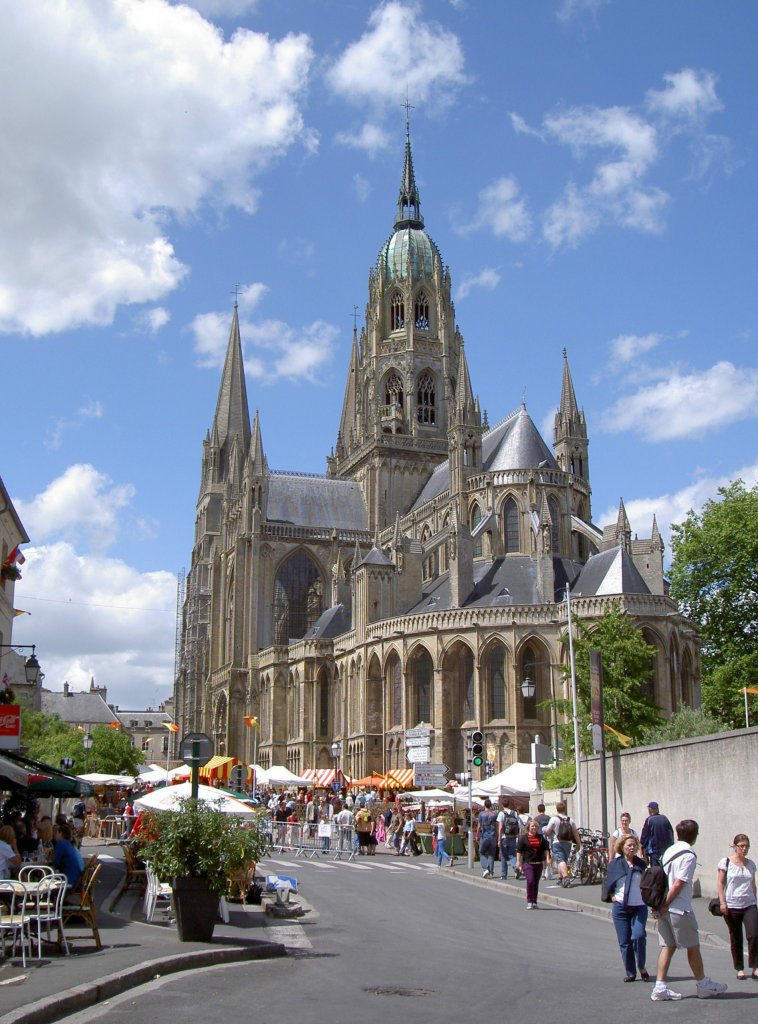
[179,732,214,766]
[405,735,431,748]
[229,764,246,790]
[405,746,431,764]
[406,725,432,739]
[413,762,448,774]
[413,774,449,788]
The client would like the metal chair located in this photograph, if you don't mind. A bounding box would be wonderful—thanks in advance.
[143,863,172,923]
[27,873,69,957]
[19,863,54,883]
[110,843,146,910]
[0,880,31,967]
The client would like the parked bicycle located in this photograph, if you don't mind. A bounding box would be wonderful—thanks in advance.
[565,828,609,886]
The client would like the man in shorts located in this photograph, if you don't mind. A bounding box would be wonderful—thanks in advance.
[543,800,580,888]
[651,818,728,1001]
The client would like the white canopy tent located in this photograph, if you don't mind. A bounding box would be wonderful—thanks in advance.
[471,762,538,798]
[133,782,255,817]
[78,772,137,786]
[167,764,192,779]
[137,764,170,783]
[257,765,314,788]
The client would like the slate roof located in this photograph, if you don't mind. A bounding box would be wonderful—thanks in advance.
[411,405,558,510]
[305,603,352,640]
[41,690,116,726]
[570,546,650,597]
[267,474,368,530]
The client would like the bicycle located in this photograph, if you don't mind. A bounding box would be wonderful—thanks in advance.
[565,829,609,886]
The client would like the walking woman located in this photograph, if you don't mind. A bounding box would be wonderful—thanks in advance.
[717,834,758,979]
[515,818,549,909]
[606,835,649,982]
[608,811,637,860]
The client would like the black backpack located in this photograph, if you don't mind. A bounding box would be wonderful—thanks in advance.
[556,816,573,841]
[503,813,519,837]
[640,849,689,909]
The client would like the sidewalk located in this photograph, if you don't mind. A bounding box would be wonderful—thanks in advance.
[0,839,287,1024]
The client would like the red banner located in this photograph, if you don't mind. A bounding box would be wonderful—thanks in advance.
[0,705,21,750]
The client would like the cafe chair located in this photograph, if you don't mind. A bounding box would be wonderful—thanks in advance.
[19,863,54,883]
[62,862,102,950]
[0,880,31,967]
[27,873,70,958]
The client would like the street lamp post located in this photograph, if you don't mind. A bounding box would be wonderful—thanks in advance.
[0,643,42,684]
[331,740,342,788]
[244,715,259,799]
[82,732,93,773]
[565,587,583,828]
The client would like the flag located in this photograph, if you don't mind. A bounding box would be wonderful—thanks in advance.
[13,609,30,617]
[163,722,179,733]
[244,715,259,728]
[108,721,121,729]
[76,725,85,733]
[4,545,24,566]
[604,723,632,747]
[743,687,758,695]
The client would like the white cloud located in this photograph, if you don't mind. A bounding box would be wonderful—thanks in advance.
[328,1,467,108]
[353,174,372,202]
[13,543,176,709]
[147,307,170,334]
[597,460,758,562]
[189,296,338,383]
[646,69,723,121]
[174,1,259,15]
[601,361,758,440]
[13,465,136,551]
[557,0,612,22]
[335,123,390,156]
[461,177,532,241]
[455,267,501,301]
[45,401,105,451]
[0,0,313,336]
[510,112,543,139]
[610,333,663,364]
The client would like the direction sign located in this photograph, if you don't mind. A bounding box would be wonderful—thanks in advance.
[179,732,214,766]
[405,735,431,748]
[413,774,449,788]
[405,746,431,764]
[406,725,432,739]
[413,763,448,774]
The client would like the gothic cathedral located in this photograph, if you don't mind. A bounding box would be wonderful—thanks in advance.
[173,131,699,778]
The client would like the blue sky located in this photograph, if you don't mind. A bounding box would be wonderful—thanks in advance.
[3,0,756,712]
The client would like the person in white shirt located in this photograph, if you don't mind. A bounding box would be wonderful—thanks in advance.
[651,818,728,1002]
[716,833,757,979]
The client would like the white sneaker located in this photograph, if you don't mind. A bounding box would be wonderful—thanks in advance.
[651,985,683,1001]
[482,869,490,878]
[697,979,727,999]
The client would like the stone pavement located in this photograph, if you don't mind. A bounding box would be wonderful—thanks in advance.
[0,840,729,1024]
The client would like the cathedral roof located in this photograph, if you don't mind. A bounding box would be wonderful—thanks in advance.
[411,405,558,510]
[570,546,650,597]
[359,543,394,567]
[212,305,251,452]
[267,473,368,530]
[305,603,351,640]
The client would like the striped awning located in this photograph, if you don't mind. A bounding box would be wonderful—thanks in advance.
[198,756,251,783]
[301,768,350,788]
[384,768,415,789]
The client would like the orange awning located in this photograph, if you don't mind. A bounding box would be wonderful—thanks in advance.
[198,756,251,783]
[349,772,388,789]
[384,768,414,789]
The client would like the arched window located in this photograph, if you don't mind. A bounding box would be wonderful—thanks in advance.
[385,373,404,410]
[470,503,483,558]
[487,643,507,720]
[387,653,402,727]
[414,291,430,330]
[548,496,560,554]
[416,372,435,424]
[522,648,537,719]
[411,648,433,724]
[273,550,323,643]
[390,291,405,330]
[317,668,330,738]
[503,498,519,554]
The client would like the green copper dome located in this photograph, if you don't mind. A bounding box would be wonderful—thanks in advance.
[378,226,441,281]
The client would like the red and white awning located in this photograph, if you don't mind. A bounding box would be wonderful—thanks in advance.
[301,768,350,788]
[384,768,415,789]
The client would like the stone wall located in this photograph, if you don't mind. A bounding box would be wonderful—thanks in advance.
[539,727,758,899]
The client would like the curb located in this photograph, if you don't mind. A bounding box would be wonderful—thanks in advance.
[3,941,287,1024]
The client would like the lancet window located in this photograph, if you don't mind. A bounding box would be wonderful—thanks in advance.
[504,497,519,553]
[390,291,405,331]
[416,372,436,424]
[414,291,430,330]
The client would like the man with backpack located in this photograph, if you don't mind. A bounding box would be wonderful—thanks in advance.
[543,800,580,888]
[649,819,727,1002]
[497,802,521,879]
[640,801,675,866]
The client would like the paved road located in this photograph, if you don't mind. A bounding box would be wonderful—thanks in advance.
[59,852,751,1024]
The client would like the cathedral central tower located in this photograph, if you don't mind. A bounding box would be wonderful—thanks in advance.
[328,126,467,531]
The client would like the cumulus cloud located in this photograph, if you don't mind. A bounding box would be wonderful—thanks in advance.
[460,177,532,241]
[645,68,723,121]
[609,333,664,364]
[597,460,758,561]
[328,1,467,109]
[189,287,338,383]
[175,1,259,15]
[601,361,758,440]
[14,465,135,551]
[13,543,176,708]
[0,0,313,336]
[455,267,501,301]
[335,123,390,156]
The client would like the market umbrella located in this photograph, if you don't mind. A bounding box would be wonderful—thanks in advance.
[133,782,255,817]
[349,772,387,789]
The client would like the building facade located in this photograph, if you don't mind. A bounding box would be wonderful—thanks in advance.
[173,132,700,780]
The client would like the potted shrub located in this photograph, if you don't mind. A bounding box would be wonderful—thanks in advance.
[139,798,269,942]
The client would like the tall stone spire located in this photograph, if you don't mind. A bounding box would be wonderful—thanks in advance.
[212,304,251,454]
[553,348,590,490]
[395,117,423,230]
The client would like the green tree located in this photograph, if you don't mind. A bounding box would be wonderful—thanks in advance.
[553,601,660,755]
[669,480,758,728]
[640,705,727,745]
[88,725,142,776]
[20,708,82,767]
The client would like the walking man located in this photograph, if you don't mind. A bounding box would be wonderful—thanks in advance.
[640,801,674,866]
[651,819,727,1001]
[497,802,521,879]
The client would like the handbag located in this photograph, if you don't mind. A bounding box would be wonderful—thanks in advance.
[707,897,723,917]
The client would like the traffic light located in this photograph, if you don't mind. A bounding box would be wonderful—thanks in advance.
[471,729,484,768]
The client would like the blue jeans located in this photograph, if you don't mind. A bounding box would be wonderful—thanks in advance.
[500,836,517,877]
[435,837,452,866]
[612,903,648,977]
[479,839,496,874]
